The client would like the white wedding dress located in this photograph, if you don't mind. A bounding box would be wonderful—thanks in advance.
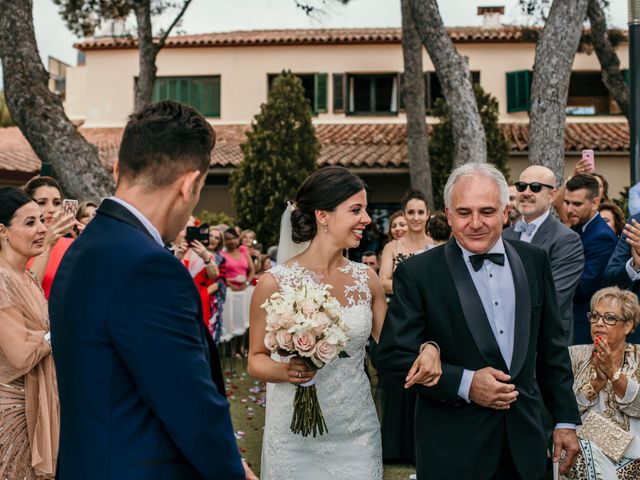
[260,261,383,480]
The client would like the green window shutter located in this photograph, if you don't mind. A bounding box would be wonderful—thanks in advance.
[623,69,630,86]
[191,78,204,112]
[399,73,405,110]
[314,73,328,113]
[506,70,531,112]
[333,73,345,112]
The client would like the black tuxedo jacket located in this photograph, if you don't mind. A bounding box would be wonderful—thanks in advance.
[376,238,580,480]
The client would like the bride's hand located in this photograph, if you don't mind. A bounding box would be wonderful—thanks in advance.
[404,343,442,389]
[287,357,317,384]
[242,459,259,479]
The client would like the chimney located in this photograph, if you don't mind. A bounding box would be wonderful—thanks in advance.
[477,6,505,29]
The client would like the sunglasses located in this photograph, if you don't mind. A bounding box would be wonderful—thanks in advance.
[514,181,555,193]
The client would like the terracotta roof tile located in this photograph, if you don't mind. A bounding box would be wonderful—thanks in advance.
[0,122,630,176]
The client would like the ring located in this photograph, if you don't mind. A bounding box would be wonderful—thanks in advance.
[296,371,301,378]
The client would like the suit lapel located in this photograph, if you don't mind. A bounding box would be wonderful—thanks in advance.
[504,240,531,378]
[530,214,552,247]
[443,239,508,372]
[97,198,156,242]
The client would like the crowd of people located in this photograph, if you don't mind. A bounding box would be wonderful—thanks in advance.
[2,99,640,480]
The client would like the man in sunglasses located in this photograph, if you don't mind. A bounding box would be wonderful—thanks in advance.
[503,166,584,344]
[564,174,617,345]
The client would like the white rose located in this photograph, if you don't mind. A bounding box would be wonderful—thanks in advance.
[276,330,294,351]
[264,331,278,351]
[293,331,317,357]
[315,340,338,364]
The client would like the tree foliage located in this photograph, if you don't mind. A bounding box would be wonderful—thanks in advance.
[230,72,320,247]
[197,210,236,228]
[429,84,511,209]
[0,92,14,127]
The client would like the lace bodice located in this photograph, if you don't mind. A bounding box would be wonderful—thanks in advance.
[261,261,382,479]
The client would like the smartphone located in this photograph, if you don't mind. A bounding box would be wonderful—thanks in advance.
[186,224,210,246]
[62,199,79,218]
[581,149,595,172]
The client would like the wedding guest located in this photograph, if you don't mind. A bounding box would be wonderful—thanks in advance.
[361,250,380,274]
[386,210,408,243]
[377,189,431,465]
[507,184,522,225]
[0,187,58,479]
[426,211,451,245]
[379,190,431,295]
[565,174,618,344]
[75,200,98,235]
[250,241,263,277]
[204,226,227,342]
[221,227,255,291]
[504,166,584,342]
[599,202,625,238]
[567,287,640,479]
[240,229,255,251]
[593,172,611,203]
[175,219,221,329]
[267,245,278,267]
[24,176,76,299]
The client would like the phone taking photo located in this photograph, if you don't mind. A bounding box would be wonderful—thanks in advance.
[581,149,595,172]
[186,224,210,247]
[62,199,79,218]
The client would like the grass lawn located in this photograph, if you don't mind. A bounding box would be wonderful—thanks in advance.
[224,358,415,479]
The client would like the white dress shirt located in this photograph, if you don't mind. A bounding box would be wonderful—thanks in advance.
[518,210,551,243]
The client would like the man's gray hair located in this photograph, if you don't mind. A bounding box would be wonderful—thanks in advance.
[444,163,509,209]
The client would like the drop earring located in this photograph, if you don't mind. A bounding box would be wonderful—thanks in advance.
[323,224,328,233]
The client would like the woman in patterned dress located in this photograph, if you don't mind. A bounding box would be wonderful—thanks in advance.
[566,287,640,480]
[0,187,59,479]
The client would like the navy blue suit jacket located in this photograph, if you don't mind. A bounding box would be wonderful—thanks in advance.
[49,199,244,480]
[573,213,618,344]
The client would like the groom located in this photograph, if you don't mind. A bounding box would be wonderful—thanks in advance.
[49,101,247,479]
[377,163,581,479]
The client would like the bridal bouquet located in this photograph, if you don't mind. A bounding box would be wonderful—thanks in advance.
[262,281,350,437]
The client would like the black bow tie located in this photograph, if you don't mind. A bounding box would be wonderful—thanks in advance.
[469,253,505,272]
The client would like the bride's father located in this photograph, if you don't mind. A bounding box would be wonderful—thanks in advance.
[49,101,246,479]
[377,164,580,479]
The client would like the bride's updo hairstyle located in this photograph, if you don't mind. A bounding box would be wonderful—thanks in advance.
[291,166,366,243]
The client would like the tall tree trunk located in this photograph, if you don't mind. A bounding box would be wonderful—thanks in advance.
[587,0,629,119]
[401,0,433,206]
[408,0,486,166]
[0,0,114,199]
[133,0,157,111]
[528,0,589,182]
[132,0,193,111]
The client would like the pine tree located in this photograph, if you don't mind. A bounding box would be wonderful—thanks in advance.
[429,84,511,208]
[230,71,320,247]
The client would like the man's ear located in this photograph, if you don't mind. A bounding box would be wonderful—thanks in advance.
[179,170,202,200]
[113,159,120,184]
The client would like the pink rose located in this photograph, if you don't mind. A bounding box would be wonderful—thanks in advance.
[300,299,318,316]
[315,340,338,364]
[293,331,317,357]
[276,330,294,351]
[264,332,278,351]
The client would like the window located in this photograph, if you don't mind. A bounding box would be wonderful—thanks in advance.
[506,70,532,113]
[267,73,328,114]
[151,76,221,117]
[398,71,481,113]
[566,71,619,115]
[347,74,398,115]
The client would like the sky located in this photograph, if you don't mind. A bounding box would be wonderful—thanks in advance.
[28,0,631,69]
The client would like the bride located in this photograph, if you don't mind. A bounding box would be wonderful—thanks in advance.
[248,166,441,479]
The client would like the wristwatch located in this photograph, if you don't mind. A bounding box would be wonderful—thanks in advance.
[612,368,624,383]
[631,259,640,273]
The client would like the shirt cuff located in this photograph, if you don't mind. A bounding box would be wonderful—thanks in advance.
[555,423,576,430]
[616,377,639,405]
[625,258,640,281]
[457,369,475,403]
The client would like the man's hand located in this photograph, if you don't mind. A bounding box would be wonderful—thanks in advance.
[242,459,259,480]
[552,428,579,475]
[624,219,640,268]
[404,343,442,388]
[468,367,518,410]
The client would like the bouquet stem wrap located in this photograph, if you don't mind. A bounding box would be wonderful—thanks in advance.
[290,377,327,437]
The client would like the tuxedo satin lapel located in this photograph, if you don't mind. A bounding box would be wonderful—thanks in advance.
[97,199,155,241]
[443,240,508,372]
[504,241,531,378]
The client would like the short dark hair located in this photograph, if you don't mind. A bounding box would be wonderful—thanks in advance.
[290,166,366,243]
[362,250,376,258]
[224,227,239,239]
[118,100,215,189]
[401,189,428,211]
[565,174,600,201]
[0,187,34,227]
[24,176,62,199]
[427,211,452,242]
